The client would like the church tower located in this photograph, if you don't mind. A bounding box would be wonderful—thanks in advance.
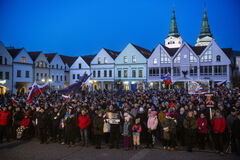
[195,6,213,46]
[165,8,182,48]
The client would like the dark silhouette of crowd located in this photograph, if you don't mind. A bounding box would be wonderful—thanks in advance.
[0,88,240,156]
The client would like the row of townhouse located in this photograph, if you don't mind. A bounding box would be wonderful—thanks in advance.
[0,7,238,94]
[0,43,78,94]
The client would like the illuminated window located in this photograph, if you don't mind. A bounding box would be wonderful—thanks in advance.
[124,56,127,63]
[190,52,197,62]
[139,70,143,77]
[161,51,170,63]
[21,57,26,63]
[104,57,107,64]
[124,70,128,78]
[153,58,157,64]
[174,54,180,63]
[132,56,136,63]
[98,57,101,64]
[200,50,212,62]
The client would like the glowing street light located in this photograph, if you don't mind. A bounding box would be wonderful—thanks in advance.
[41,79,45,82]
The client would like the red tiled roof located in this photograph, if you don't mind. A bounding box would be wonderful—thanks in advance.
[103,48,120,60]
[45,53,57,63]
[131,43,152,58]
[82,55,96,66]
[60,55,78,67]
[28,51,42,61]
[7,48,23,59]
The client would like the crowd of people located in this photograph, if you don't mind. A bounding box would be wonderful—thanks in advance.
[0,88,240,156]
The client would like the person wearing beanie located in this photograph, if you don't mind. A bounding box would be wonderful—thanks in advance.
[211,109,226,155]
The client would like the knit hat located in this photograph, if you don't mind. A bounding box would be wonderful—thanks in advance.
[139,107,144,112]
[151,111,157,116]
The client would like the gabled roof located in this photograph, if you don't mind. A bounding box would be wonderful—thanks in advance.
[28,51,42,61]
[82,55,96,66]
[188,45,207,56]
[162,45,179,57]
[103,48,120,60]
[60,55,78,67]
[131,43,152,58]
[45,53,57,63]
[222,48,233,59]
[7,48,23,59]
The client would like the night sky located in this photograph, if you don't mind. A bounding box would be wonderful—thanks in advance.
[0,0,240,57]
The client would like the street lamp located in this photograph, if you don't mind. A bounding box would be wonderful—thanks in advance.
[41,79,45,82]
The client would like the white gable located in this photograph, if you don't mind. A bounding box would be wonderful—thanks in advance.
[71,56,89,69]
[14,49,33,64]
[0,41,12,64]
[35,52,49,65]
[91,48,115,65]
[50,54,65,68]
[115,43,147,64]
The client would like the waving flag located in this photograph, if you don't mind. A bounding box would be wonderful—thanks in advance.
[216,80,226,86]
[11,97,19,106]
[62,95,70,102]
[27,82,42,104]
[161,73,172,84]
[60,72,91,94]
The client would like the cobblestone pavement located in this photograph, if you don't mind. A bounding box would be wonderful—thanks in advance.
[0,139,239,160]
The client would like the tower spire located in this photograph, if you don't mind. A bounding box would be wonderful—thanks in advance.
[198,6,212,39]
[168,8,180,37]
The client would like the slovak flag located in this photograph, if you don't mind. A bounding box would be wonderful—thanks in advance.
[27,82,42,104]
[11,97,19,106]
[62,95,70,102]
[161,73,172,84]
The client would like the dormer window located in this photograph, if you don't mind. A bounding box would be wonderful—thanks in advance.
[216,55,221,62]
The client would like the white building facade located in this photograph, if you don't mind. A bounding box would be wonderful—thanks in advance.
[45,53,65,91]
[90,48,119,90]
[0,41,13,94]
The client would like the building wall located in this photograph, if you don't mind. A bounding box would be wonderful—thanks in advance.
[115,43,147,82]
[49,54,65,90]
[13,49,33,93]
[0,42,13,93]
[70,56,90,86]
[90,49,115,90]
[34,53,49,84]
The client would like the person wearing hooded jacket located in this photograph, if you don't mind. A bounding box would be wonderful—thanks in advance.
[147,111,158,148]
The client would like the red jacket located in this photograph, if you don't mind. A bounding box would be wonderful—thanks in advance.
[197,117,207,134]
[0,110,10,126]
[211,117,226,133]
[20,114,30,127]
[78,114,91,130]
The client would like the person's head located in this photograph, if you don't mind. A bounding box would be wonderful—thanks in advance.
[16,107,20,112]
[215,110,221,117]
[231,108,236,115]
[200,113,205,118]
[97,112,102,118]
[151,111,157,117]
[54,107,58,112]
[2,106,7,111]
[40,108,44,113]
[135,118,140,124]
[24,113,29,118]
[81,109,86,115]
[187,111,193,118]
[180,107,185,115]
[8,105,12,110]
